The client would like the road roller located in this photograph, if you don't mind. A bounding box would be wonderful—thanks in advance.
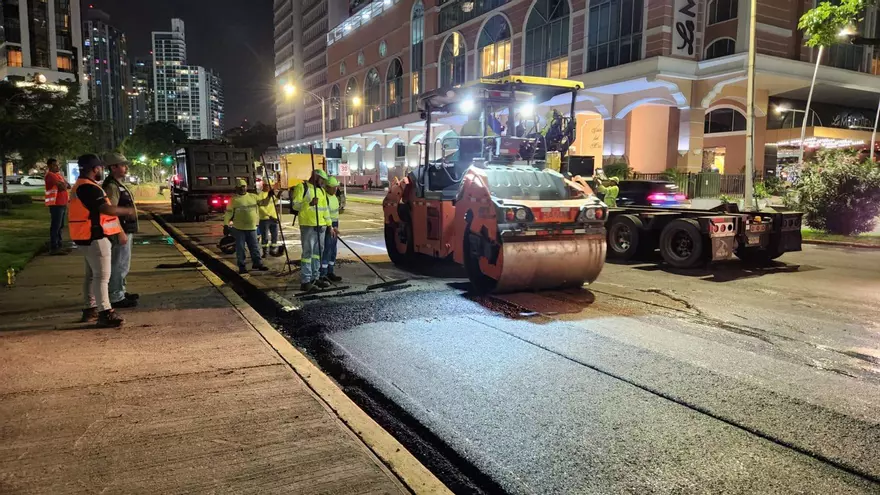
[383,76,607,293]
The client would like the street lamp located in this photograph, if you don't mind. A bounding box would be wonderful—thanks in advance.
[282,84,361,161]
[139,155,147,162]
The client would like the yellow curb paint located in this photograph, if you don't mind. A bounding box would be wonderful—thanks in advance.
[149,217,451,495]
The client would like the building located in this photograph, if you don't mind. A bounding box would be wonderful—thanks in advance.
[128,56,154,134]
[152,18,223,140]
[208,69,225,139]
[278,0,880,184]
[82,7,131,150]
[274,0,333,147]
[0,0,87,101]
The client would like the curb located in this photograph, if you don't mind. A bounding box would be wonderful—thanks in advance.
[148,215,451,495]
[802,239,880,249]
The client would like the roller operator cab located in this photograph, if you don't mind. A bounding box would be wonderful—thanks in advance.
[383,76,607,293]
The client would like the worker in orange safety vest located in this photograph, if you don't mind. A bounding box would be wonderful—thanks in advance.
[68,154,136,328]
[44,158,71,254]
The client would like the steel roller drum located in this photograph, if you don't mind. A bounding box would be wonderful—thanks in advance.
[491,234,606,293]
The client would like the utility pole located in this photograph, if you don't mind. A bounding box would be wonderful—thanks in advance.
[744,0,758,210]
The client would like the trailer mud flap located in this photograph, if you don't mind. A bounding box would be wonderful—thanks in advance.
[710,237,736,261]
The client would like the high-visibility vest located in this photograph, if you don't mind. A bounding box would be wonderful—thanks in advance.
[327,193,339,222]
[257,190,278,220]
[45,172,62,206]
[293,182,330,227]
[68,179,123,241]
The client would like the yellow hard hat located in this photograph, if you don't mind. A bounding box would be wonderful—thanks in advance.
[236,178,248,187]
[314,169,329,180]
[326,177,339,187]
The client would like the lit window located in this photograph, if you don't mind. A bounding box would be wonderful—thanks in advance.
[357,51,365,67]
[546,56,568,78]
[525,0,571,77]
[7,47,23,67]
[478,15,512,77]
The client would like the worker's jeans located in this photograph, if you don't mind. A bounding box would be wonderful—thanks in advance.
[83,238,112,312]
[259,219,279,247]
[320,221,338,276]
[232,228,262,269]
[109,234,133,303]
[300,226,325,284]
[49,205,66,251]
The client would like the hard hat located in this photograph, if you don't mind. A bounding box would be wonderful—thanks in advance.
[314,169,329,180]
[326,177,339,187]
[236,178,248,187]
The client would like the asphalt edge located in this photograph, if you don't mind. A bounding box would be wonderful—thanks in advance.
[346,196,384,205]
[802,239,880,249]
[148,215,451,495]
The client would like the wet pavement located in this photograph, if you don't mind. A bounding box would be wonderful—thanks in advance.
[145,200,880,494]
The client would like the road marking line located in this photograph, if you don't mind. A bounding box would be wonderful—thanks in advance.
[150,216,449,494]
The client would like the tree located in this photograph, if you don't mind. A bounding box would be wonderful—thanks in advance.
[0,80,95,194]
[798,0,872,47]
[120,121,188,183]
[223,121,278,158]
[787,150,880,235]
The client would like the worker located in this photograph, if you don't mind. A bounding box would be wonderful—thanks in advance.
[68,154,135,328]
[102,153,140,309]
[224,178,273,274]
[320,177,342,283]
[596,176,620,208]
[292,169,331,292]
[257,179,280,257]
[45,158,71,255]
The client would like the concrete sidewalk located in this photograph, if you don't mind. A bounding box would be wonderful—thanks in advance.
[0,220,444,493]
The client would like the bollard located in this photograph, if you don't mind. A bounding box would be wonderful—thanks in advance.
[6,267,15,287]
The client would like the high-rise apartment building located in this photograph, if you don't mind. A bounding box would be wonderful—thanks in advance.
[151,18,223,140]
[274,0,333,147]
[82,7,130,150]
[0,0,87,101]
[208,69,224,139]
[128,56,153,134]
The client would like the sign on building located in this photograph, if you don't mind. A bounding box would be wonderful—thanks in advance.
[672,0,698,58]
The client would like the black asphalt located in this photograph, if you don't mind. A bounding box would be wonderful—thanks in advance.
[151,201,880,494]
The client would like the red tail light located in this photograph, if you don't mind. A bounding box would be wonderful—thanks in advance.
[595,208,604,219]
[674,194,686,201]
[505,209,516,222]
[211,198,220,205]
[647,193,668,202]
[223,197,230,204]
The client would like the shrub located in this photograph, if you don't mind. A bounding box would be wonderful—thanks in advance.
[0,193,34,205]
[789,150,880,235]
[762,175,786,196]
[603,160,632,179]
[753,182,770,200]
[129,184,160,200]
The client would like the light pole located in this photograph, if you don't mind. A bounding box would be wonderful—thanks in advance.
[282,83,361,194]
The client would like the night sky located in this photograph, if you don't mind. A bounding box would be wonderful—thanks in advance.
[83,0,275,129]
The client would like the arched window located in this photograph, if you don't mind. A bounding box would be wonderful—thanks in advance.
[386,58,403,118]
[440,32,466,88]
[345,77,360,128]
[478,15,512,77]
[704,108,746,133]
[329,85,341,131]
[410,1,425,112]
[704,38,735,60]
[365,68,382,124]
[707,0,737,25]
[524,0,570,77]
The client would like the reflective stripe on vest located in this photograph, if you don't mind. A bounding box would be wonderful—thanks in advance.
[296,183,330,227]
[68,179,123,241]
[45,188,58,206]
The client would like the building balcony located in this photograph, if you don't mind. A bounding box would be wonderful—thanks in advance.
[327,0,401,47]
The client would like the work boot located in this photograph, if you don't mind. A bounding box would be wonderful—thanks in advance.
[238,266,248,274]
[252,264,269,271]
[50,249,69,256]
[262,247,268,258]
[314,278,331,289]
[80,307,98,322]
[125,292,140,300]
[327,273,342,282]
[96,310,124,328]
[299,282,319,293]
[111,297,138,309]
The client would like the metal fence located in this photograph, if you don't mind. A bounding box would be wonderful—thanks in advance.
[631,172,747,198]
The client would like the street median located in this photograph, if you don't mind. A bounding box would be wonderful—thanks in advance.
[0,200,49,277]
[801,230,880,249]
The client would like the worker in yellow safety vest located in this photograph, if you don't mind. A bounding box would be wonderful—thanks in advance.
[320,177,342,283]
[257,179,281,258]
[292,169,331,292]
[596,176,620,208]
[225,178,276,274]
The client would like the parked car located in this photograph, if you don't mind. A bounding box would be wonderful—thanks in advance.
[591,179,688,207]
[4,175,22,185]
[20,175,45,186]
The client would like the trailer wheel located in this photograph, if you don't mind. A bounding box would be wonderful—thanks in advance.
[659,219,704,269]
[385,219,413,265]
[607,215,643,260]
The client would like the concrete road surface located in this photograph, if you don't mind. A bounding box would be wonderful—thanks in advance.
[148,200,880,493]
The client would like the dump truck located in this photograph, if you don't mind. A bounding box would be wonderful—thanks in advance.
[171,144,255,221]
[383,76,607,293]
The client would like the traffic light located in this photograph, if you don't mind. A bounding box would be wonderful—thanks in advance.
[163,156,173,165]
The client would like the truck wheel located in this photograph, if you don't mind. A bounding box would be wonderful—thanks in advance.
[659,219,704,269]
[607,215,643,260]
[385,219,413,265]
